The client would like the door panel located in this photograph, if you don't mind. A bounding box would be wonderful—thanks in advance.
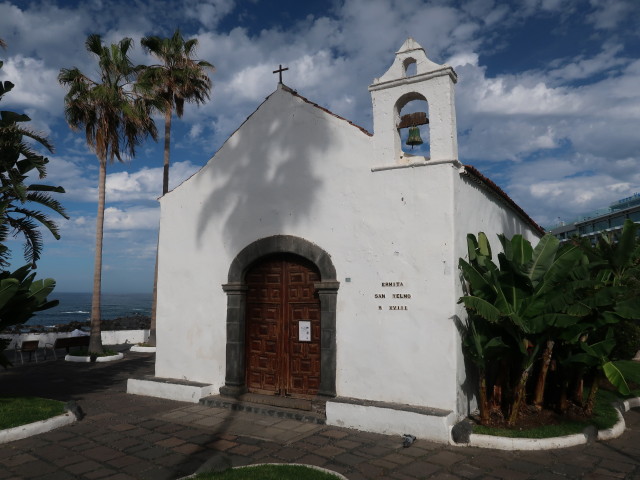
[287,303,321,396]
[245,255,321,397]
[246,303,280,393]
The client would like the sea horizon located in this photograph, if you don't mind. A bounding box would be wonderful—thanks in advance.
[54,291,152,295]
[25,292,153,327]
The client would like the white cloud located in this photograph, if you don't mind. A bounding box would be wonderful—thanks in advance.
[447,52,479,68]
[183,0,236,28]
[0,56,63,116]
[511,172,639,227]
[104,206,160,230]
[587,0,639,30]
[46,160,201,203]
[0,3,91,66]
[189,124,204,140]
[0,0,638,281]
[547,43,627,82]
[105,160,201,202]
[106,169,162,202]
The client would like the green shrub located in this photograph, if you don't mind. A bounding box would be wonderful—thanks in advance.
[612,320,640,360]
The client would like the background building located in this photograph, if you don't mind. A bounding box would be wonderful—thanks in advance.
[550,193,640,242]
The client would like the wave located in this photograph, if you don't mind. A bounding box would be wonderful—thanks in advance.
[25,292,152,326]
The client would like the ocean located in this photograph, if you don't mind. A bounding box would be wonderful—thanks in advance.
[25,292,153,327]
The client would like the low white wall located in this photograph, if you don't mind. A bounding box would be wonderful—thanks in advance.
[127,378,215,403]
[1,330,149,349]
[325,401,457,443]
[101,330,149,345]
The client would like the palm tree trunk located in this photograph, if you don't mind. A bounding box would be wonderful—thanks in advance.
[149,107,172,347]
[533,340,554,410]
[492,358,508,415]
[559,379,569,413]
[89,159,107,354]
[573,371,585,405]
[584,374,600,417]
[478,368,490,425]
[162,108,172,195]
[507,364,533,427]
[147,248,158,347]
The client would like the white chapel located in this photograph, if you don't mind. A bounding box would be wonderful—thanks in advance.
[128,38,543,442]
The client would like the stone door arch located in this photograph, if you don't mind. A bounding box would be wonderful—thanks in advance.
[221,235,338,398]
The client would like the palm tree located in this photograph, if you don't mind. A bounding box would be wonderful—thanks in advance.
[59,35,157,354]
[140,29,214,195]
[139,29,214,346]
[1,71,68,268]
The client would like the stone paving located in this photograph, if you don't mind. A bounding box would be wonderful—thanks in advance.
[1,350,639,479]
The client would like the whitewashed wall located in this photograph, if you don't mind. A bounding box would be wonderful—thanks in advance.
[156,86,541,416]
[452,170,542,414]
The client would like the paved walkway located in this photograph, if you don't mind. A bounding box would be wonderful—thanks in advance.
[1,351,639,480]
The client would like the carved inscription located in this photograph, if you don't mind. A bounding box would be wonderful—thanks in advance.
[376,281,410,311]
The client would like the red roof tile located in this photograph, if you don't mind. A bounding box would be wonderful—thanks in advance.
[282,84,373,137]
[461,165,545,236]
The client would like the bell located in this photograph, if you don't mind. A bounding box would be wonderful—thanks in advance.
[406,126,423,149]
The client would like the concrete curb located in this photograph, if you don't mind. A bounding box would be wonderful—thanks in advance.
[623,397,640,410]
[0,411,77,444]
[255,463,349,480]
[129,345,156,353]
[65,352,124,363]
[597,408,625,441]
[180,463,349,480]
[453,397,639,450]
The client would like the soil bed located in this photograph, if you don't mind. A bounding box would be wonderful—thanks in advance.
[471,380,639,438]
[470,403,596,438]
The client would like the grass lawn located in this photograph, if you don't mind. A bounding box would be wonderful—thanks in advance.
[192,465,342,480]
[0,396,66,430]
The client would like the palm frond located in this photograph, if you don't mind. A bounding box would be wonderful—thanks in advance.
[8,206,62,239]
[7,216,42,265]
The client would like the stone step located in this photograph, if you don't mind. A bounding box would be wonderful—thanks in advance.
[237,393,313,411]
[199,394,326,424]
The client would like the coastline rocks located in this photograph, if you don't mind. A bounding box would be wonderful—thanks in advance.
[1,315,151,334]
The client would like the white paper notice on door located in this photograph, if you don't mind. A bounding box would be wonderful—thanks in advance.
[299,321,311,342]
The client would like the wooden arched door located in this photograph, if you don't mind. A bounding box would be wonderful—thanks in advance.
[245,254,321,398]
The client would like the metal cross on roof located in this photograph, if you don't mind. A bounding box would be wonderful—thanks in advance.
[273,64,289,84]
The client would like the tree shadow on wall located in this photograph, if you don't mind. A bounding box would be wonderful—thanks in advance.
[194,86,343,253]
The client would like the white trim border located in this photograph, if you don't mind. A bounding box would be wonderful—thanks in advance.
[65,353,124,363]
[454,397,639,450]
[129,345,156,353]
[179,463,348,480]
[0,412,76,444]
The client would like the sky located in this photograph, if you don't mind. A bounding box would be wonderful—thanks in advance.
[0,0,639,293]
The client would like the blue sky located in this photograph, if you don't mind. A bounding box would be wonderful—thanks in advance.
[0,0,639,293]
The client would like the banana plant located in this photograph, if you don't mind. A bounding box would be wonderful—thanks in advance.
[566,328,638,415]
[0,264,59,367]
[460,314,508,425]
[459,232,584,425]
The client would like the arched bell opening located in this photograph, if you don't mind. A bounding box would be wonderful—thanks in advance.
[396,92,430,159]
[403,57,417,77]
